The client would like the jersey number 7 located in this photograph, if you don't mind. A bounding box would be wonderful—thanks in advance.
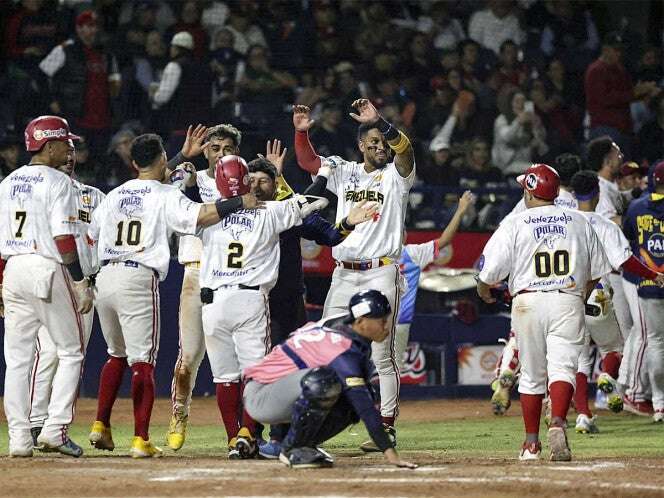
[14,211,26,238]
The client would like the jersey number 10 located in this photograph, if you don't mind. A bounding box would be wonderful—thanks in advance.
[534,250,570,277]
[115,220,142,246]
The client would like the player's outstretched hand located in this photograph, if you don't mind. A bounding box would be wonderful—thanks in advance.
[174,162,197,188]
[240,192,265,210]
[349,99,380,124]
[181,124,209,159]
[347,199,379,225]
[457,190,475,214]
[384,448,418,469]
[259,139,287,175]
[293,105,315,131]
[655,273,664,288]
[476,280,497,304]
[73,279,93,314]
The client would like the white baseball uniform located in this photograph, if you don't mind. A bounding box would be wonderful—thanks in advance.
[479,206,612,395]
[577,211,631,377]
[172,170,219,415]
[198,199,305,383]
[319,156,414,420]
[89,179,201,366]
[0,164,86,451]
[29,179,105,429]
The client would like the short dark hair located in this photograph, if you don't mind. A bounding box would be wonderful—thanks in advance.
[247,157,277,180]
[586,136,614,171]
[553,153,583,187]
[570,170,599,196]
[205,124,241,147]
[130,133,164,168]
[357,123,380,141]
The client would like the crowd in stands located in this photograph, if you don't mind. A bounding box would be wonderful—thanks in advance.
[0,0,662,230]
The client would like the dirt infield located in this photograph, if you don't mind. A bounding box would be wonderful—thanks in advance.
[1,398,664,498]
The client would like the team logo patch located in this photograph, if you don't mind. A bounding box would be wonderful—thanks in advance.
[525,173,538,190]
[647,233,664,258]
[10,183,33,204]
[533,224,567,250]
[119,195,144,217]
[221,210,255,240]
[477,254,485,271]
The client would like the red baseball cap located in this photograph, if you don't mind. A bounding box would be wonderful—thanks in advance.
[619,161,649,177]
[76,10,98,27]
[653,161,664,186]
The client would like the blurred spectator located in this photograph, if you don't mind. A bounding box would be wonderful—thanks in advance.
[236,44,296,130]
[309,99,356,159]
[127,30,168,125]
[261,0,307,74]
[71,135,96,185]
[332,61,366,113]
[224,9,267,55]
[425,2,466,51]
[413,78,455,139]
[104,128,136,187]
[422,136,453,185]
[151,32,212,154]
[584,32,659,156]
[0,131,22,180]
[114,1,159,67]
[209,28,241,122]
[5,0,61,71]
[539,0,599,75]
[166,1,208,60]
[635,45,663,84]
[201,1,230,37]
[468,0,524,55]
[495,40,528,89]
[492,89,548,175]
[458,39,484,94]
[118,0,175,33]
[637,93,664,166]
[458,138,504,188]
[39,10,120,170]
[400,32,436,100]
[616,161,648,201]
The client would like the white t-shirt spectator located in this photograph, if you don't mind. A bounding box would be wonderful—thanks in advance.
[469,8,524,54]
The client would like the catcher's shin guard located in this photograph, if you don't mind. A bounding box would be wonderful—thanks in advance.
[282,367,342,451]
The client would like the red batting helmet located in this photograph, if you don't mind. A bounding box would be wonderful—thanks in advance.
[517,163,560,201]
[24,115,81,152]
[216,155,250,198]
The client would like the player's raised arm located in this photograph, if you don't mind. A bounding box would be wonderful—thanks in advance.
[293,105,322,174]
[196,192,263,228]
[349,99,414,178]
[437,190,475,248]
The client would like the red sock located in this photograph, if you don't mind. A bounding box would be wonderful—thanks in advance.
[238,382,256,435]
[520,393,544,435]
[602,352,621,379]
[131,362,155,440]
[550,381,574,420]
[574,373,592,417]
[381,416,395,427]
[216,382,241,442]
[96,356,128,426]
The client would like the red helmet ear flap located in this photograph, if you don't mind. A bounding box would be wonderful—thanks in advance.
[215,155,250,198]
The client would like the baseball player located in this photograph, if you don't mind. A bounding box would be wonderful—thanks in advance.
[491,154,582,415]
[359,190,475,451]
[477,163,612,461]
[0,116,93,457]
[198,154,331,459]
[622,161,664,422]
[243,290,417,469]
[87,134,260,458]
[293,99,415,444]
[164,124,231,451]
[570,171,664,432]
[29,139,105,448]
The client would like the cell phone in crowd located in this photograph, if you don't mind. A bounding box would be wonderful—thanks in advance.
[524,101,534,113]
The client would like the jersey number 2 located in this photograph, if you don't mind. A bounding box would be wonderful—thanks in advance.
[115,220,142,246]
[534,250,569,277]
[227,242,243,268]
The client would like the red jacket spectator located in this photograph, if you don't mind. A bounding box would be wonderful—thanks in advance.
[584,56,633,134]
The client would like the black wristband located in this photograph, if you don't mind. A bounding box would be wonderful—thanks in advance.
[215,196,243,218]
[304,176,328,196]
[375,116,399,141]
[184,184,202,203]
[166,151,186,171]
[65,260,85,282]
[340,217,355,231]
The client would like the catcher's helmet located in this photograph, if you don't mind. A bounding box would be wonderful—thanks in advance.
[215,155,250,198]
[24,115,80,152]
[516,163,560,201]
[347,290,391,322]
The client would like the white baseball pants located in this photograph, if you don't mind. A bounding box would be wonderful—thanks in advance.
[202,287,270,383]
[323,263,404,419]
[639,297,664,411]
[171,266,206,414]
[3,254,86,449]
[512,292,585,395]
[619,279,651,401]
[29,310,94,429]
[94,263,160,366]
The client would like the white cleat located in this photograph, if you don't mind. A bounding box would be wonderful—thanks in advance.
[519,441,541,461]
[575,414,599,434]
